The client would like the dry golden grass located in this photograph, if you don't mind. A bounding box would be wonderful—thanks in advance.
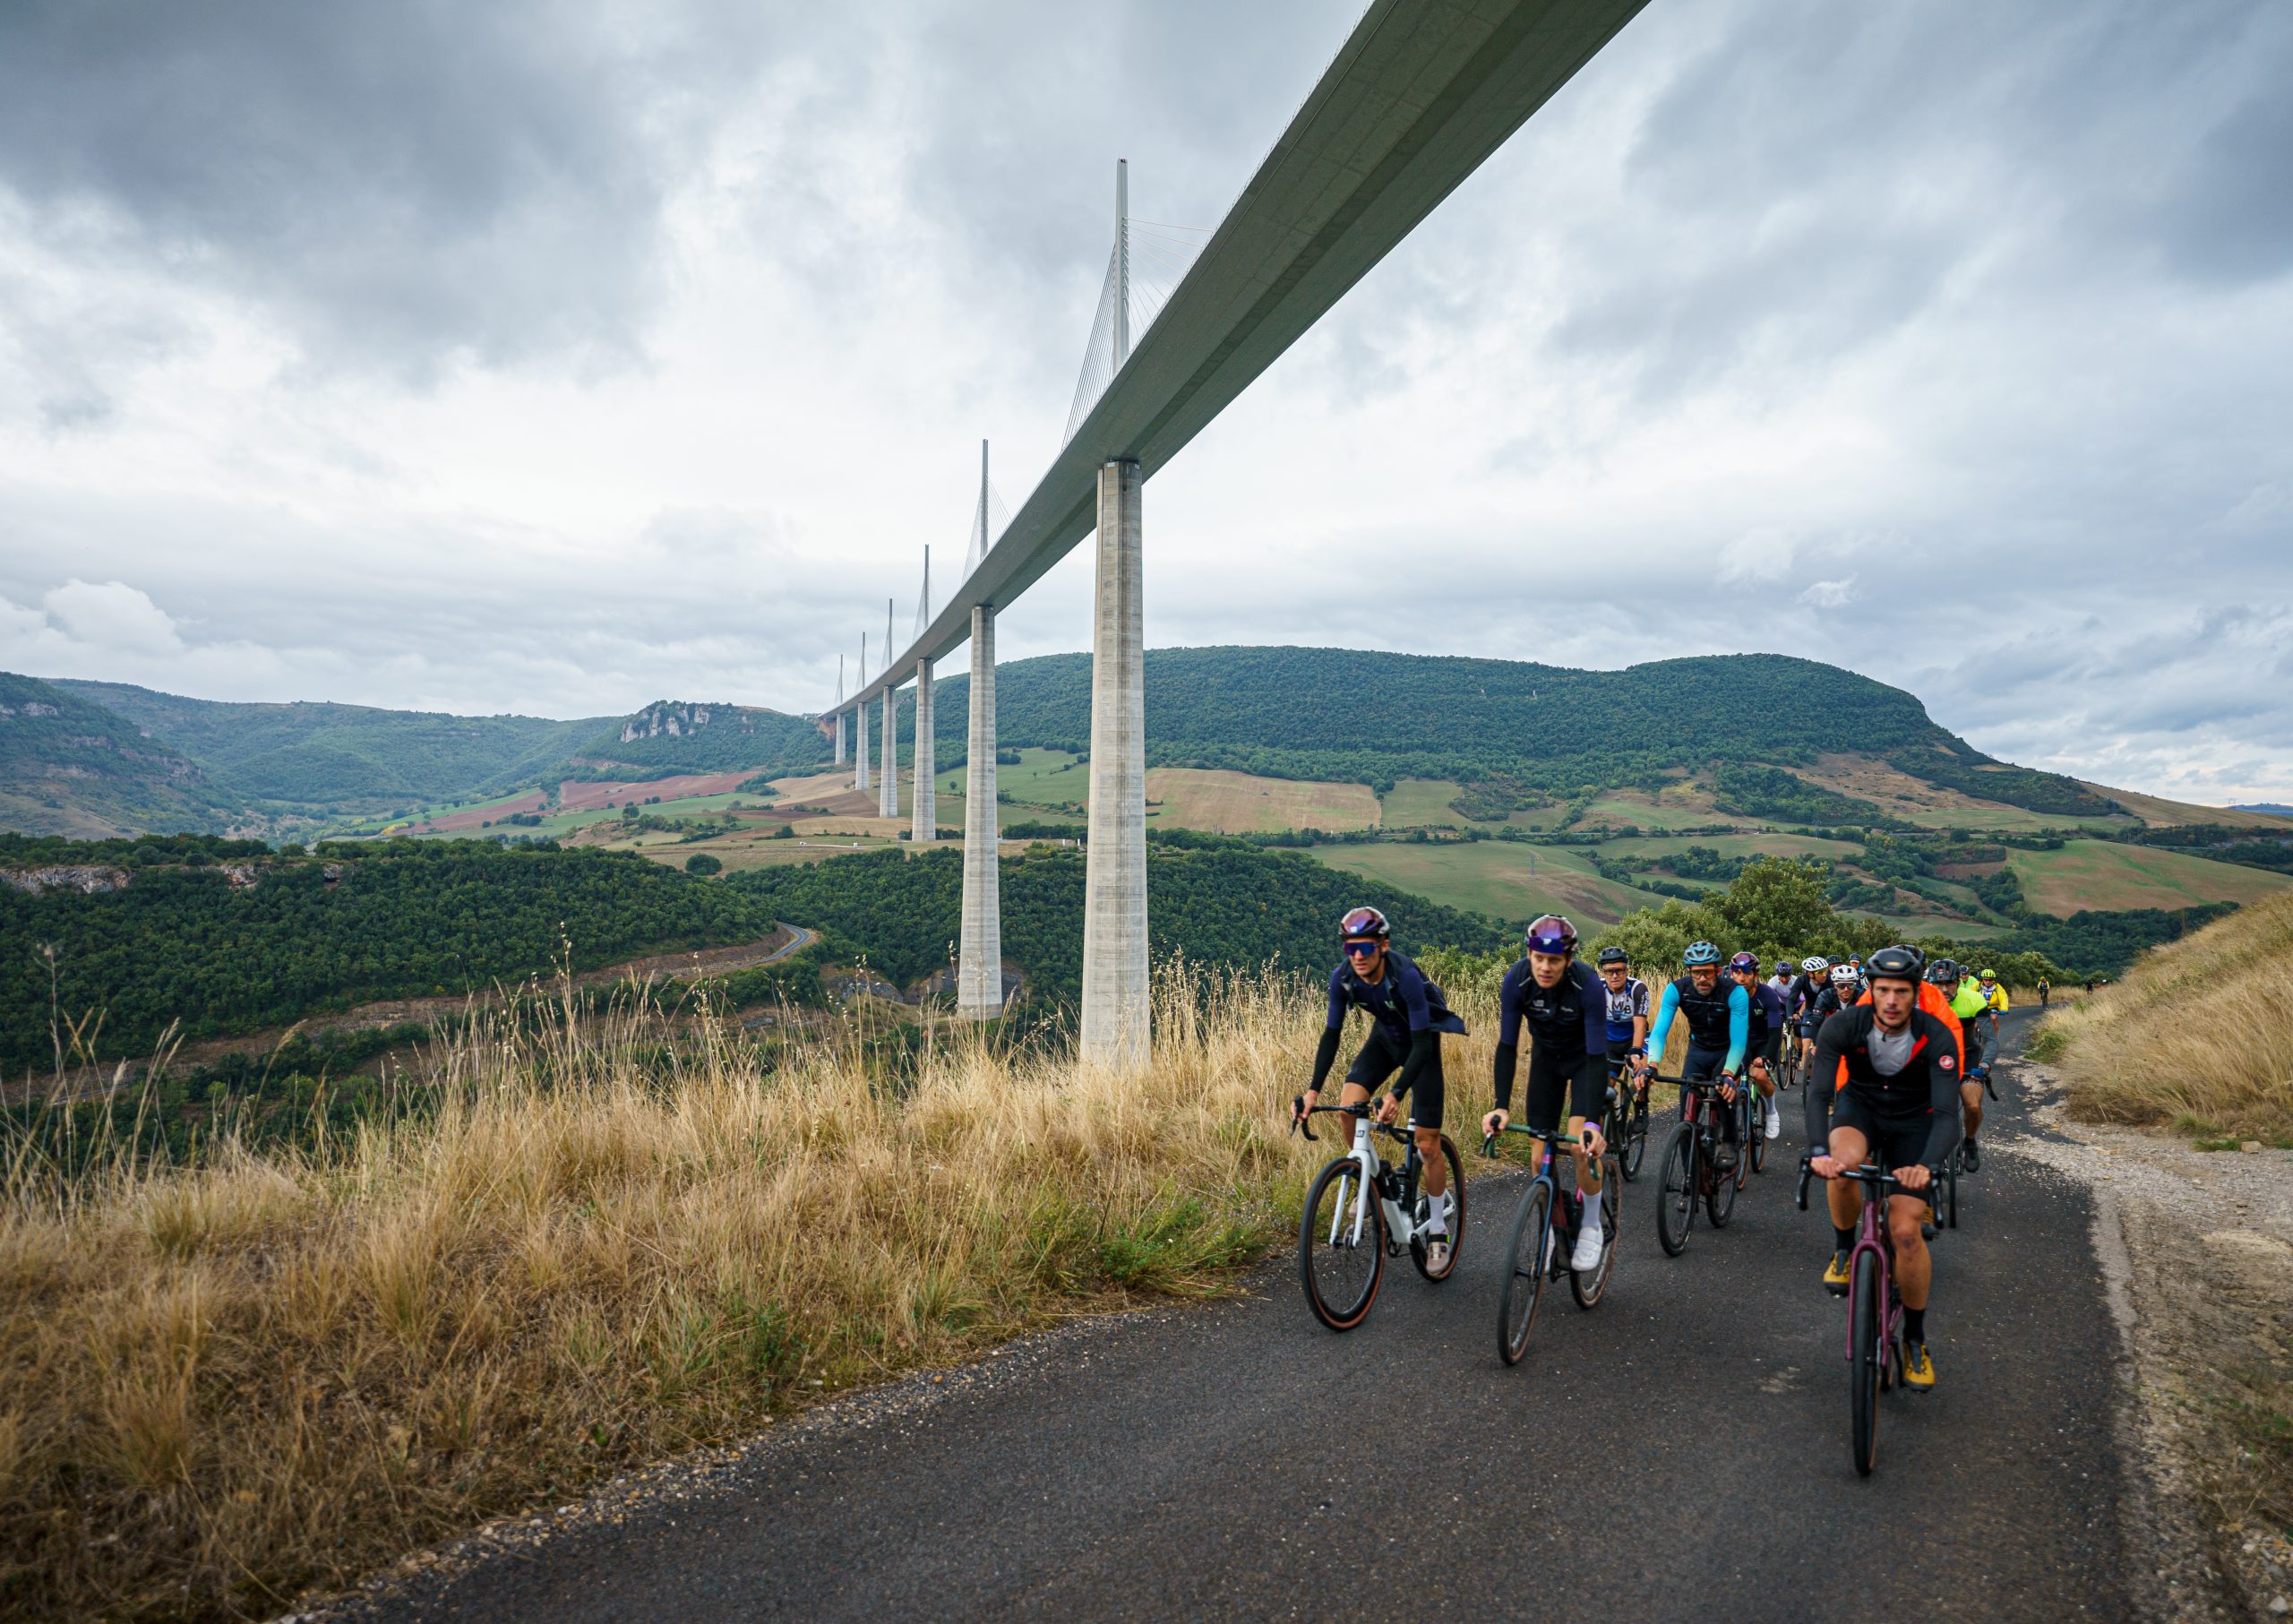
[0,967,1504,1622]
[2036,890,2293,1141]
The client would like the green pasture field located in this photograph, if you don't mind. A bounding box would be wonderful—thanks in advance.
[1593,831,1861,864]
[2007,839,2292,915]
[1378,779,1464,828]
[1309,840,1668,929]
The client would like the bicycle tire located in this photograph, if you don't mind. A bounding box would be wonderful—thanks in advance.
[1499,1180,1552,1364]
[1945,1151,1960,1231]
[1619,1089,1650,1182]
[1655,1122,1696,1257]
[1569,1156,1621,1310]
[1410,1135,1467,1282]
[1749,1097,1769,1176]
[1851,1257,1882,1476]
[1707,1138,1739,1227]
[1733,1096,1755,1190]
[1299,1157,1386,1332]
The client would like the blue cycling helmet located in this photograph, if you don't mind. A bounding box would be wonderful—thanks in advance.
[1524,914,1578,955]
[1682,941,1723,967]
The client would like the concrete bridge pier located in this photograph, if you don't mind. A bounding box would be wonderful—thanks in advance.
[1079,457,1147,1067]
[855,634,870,792]
[911,657,935,843]
[958,605,1002,1018]
[879,685,897,821]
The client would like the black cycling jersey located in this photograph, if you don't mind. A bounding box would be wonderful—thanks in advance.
[1784,974,1823,1021]
[1804,1004,1964,1167]
[1741,979,1785,1051]
[1493,958,1610,1125]
[1668,974,1740,1049]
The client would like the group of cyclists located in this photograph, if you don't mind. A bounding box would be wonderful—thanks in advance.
[1294,904,2011,1392]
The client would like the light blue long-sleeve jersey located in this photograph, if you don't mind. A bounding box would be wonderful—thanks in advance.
[1645,978,1749,1076]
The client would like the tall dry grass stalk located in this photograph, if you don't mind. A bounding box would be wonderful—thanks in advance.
[0,964,1502,1622]
[2037,890,2293,1140]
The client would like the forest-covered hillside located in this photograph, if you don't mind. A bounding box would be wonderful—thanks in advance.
[0,673,245,836]
[567,700,832,780]
[910,648,2117,815]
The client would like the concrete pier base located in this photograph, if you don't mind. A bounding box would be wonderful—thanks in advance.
[854,703,870,792]
[833,710,846,767]
[1079,459,1147,1067]
[958,606,1002,1018]
[880,687,897,821]
[911,659,935,843]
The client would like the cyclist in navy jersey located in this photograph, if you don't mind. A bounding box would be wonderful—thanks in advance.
[1641,940,1750,1169]
[1731,951,1789,1142]
[1483,915,1612,1270]
[1791,956,1831,1070]
[1297,906,1467,1269]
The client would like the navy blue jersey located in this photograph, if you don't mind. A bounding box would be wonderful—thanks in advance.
[1742,979,1786,1049]
[1498,958,1610,1060]
[1325,949,1464,1043]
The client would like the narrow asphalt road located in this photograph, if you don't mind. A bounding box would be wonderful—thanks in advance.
[353,1009,2139,1623]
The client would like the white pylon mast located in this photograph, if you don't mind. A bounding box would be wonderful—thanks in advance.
[1113,159,1129,368]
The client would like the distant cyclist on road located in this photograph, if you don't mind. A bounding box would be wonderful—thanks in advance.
[1791,955,1831,1070]
[1808,943,1962,1390]
[1641,941,1749,1168]
[1943,964,1993,1171]
[2037,974,2051,1008]
[1297,906,1467,1268]
[1730,951,1787,1142]
[1484,915,1613,1271]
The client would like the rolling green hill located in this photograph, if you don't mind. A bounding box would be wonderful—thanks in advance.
[566,700,832,780]
[0,673,245,836]
[913,648,2119,817]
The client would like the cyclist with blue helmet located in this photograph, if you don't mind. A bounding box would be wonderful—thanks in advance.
[1483,915,1613,1271]
[1297,906,1468,1269]
[1642,940,1751,1169]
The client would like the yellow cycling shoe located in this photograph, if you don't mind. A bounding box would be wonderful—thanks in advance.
[1823,1251,1852,1294]
[1902,1342,1936,1391]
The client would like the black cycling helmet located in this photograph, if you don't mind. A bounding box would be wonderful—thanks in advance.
[1595,945,1629,967]
[1865,943,1925,985]
[1925,957,1959,985]
[1524,914,1578,955]
[1682,941,1723,967]
[1338,906,1390,941]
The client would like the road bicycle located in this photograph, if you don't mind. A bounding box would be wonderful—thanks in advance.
[1609,1064,1652,1181]
[1481,1123,1621,1364]
[1773,1031,1800,1094]
[1653,1074,1744,1256]
[1796,1152,1940,1476]
[1934,1062,1998,1234]
[1730,1062,1773,1189]
[1292,1098,1465,1331]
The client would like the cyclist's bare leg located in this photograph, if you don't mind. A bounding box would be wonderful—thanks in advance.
[1565,1113,1600,1204]
[1413,1125,1447,1200]
[1825,1125,1870,1233]
[1887,1193,1932,1310]
[1960,1080,1984,1142]
[1751,1056,1775,1100]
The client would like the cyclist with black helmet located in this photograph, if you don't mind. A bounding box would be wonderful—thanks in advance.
[1482,915,1613,1271]
[1942,962,1994,1171]
[1640,941,1750,1168]
[1808,943,1962,1390]
[1730,951,1789,1144]
[1297,906,1468,1269]
[1594,945,1651,1073]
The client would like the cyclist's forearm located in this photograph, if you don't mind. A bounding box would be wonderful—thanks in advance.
[1491,1041,1518,1113]
[1392,1029,1438,1100]
[1309,1027,1342,1092]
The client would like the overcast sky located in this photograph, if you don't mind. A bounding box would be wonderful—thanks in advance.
[2,0,2288,803]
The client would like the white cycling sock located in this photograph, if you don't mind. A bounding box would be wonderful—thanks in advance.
[1577,1192,1602,1240]
[1423,1190,1447,1235]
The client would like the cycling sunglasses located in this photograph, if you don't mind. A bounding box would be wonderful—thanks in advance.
[1342,939,1382,958]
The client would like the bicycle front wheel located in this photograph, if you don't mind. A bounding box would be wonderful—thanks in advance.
[1707,1132,1739,1227]
[1410,1135,1466,1282]
[1499,1180,1552,1364]
[1945,1152,1960,1231]
[1734,1098,1755,1190]
[1619,1090,1649,1182]
[1655,1122,1696,1257]
[1300,1157,1386,1332]
[1850,1257,1883,1476]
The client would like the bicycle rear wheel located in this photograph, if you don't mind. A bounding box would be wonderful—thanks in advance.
[1499,1181,1552,1364]
[1300,1158,1386,1332]
[1850,1257,1883,1476]
[1655,1123,1696,1256]
[1707,1132,1739,1228]
[1734,1096,1756,1189]
[1749,1097,1769,1175]
[1945,1151,1960,1231]
[1569,1157,1621,1310]
[1410,1135,1466,1281]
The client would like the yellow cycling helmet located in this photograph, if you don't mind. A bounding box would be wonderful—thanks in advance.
[1978,968,1997,983]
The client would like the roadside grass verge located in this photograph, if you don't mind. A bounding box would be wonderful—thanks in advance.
[0,966,1502,1622]
[2035,889,2293,1142]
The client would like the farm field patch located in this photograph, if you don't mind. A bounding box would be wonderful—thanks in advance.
[1594,831,1861,864]
[2007,839,2292,915]
[1578,785,1741,831]
[1310,841,1668,928]
[1143,769,1378,834]
[1378,779,1464,828]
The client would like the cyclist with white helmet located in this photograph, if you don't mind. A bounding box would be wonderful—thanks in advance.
[1641,941,1750,1169]
[1791,955,1832,1071]
[1297,906,1468,1268]
[1484,915,1613,1270]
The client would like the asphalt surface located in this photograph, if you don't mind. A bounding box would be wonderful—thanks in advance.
[349,1009,2143,1623]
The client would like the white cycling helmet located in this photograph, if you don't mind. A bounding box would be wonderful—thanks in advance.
[1800,955,1829,975]
[1829,965,1860,988]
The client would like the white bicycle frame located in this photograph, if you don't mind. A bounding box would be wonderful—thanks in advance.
[1324,1115,1421,1252]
